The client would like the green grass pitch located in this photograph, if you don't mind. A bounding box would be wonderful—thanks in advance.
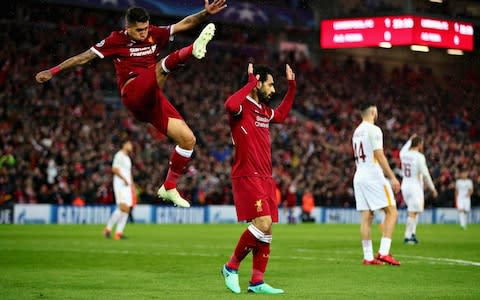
[1,224,479,299]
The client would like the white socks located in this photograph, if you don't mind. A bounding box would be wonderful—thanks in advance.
[106,209,128,235]
[412,215,418,235]
[115,212,129,234]
[106,208,121,231]
[379,237,392,256]
[175,145,193,158]
[459,212,468,229]
[405,215,417,238]
[363,238,392,259]
[362,240,374,261]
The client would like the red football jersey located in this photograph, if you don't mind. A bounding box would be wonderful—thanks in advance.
[228,96,276,178]
[90,25,172,88]
[225,75,296,179]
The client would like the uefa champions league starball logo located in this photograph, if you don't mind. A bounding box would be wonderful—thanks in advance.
[224,3,269,25]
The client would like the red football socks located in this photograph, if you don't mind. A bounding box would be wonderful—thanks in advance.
[226,229,258,270]
[163,149,191,190]
[250,241,270,284]
[163,44,193,71]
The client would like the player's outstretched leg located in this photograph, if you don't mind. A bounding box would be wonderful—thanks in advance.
[159,23,214,75]
[221,265,241,294]
[192,23,215,59]
[247,282,284,294]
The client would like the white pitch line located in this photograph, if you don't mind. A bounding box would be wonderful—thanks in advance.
[3,246,479,267]
[398,255,480,267]
[294,248,480,267]
[295,248,356,255]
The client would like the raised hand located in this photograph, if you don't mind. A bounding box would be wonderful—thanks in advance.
[35,70,53,83]
[248,63,259,81]
[286,64,295,81]
[205,0,227,15]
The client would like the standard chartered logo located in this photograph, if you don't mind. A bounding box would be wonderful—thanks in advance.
[129,45,157,57]
[255,116,269,128]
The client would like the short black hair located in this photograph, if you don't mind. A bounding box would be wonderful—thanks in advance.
[113,132,131,146]
[411,136,423,147]
[241,65,274,86]
[360,102,376,116]
[125,7,149,25]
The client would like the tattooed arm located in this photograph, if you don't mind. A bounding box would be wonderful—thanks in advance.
[35,49,97,83]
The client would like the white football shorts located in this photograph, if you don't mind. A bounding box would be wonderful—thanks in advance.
[354,177,396,211]
[401,183,424,212]
[113,183,133,207]
[457,197,471,212]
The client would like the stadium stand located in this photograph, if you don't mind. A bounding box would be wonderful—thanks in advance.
[0,1,478,209]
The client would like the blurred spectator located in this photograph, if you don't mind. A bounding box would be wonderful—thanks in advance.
[301,186,315,223]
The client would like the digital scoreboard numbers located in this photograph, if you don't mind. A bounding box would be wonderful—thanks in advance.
[413,17,473,50]
[320,16,473,51]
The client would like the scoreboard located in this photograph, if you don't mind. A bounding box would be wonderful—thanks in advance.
[321,16,474,51]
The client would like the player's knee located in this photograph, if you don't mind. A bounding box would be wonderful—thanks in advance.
[253,219,272,234]
[256,223,271,234]
[189,134,196,147]
[361,211,373,223]
[154,64,168,85]
[158,59,169,75]
[386,207,398,220]
[180,133,196,149]
[366,214,374,224]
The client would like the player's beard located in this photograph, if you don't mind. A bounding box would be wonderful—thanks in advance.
[258,88,271,103]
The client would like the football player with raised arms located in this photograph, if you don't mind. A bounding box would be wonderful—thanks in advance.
[35,1,227,208]
[221,63,296,294]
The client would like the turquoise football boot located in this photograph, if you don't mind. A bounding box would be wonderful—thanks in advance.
[221,265,241,294]
[247,282,284,294]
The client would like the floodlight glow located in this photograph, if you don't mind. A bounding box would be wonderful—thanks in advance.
[410,45,430,52]
[379,42,392,48]
[447,49,463,55]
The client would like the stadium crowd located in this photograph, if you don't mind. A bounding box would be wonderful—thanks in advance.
[1,2,479,209]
